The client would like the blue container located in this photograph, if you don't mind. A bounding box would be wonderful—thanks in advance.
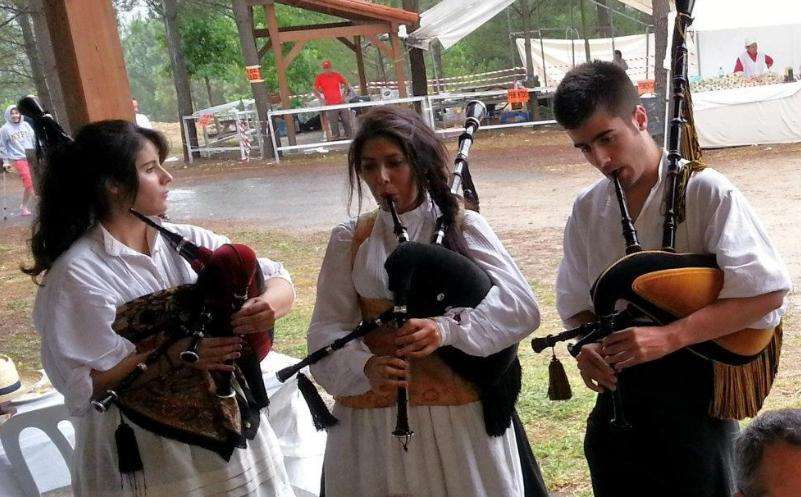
[275,118,287,137]
[500,110,530,124]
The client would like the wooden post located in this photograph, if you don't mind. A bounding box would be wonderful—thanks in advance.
[355,36,368,96]
[43,0,133,131]
[264,2,297,146]
[579,0,592,62]
[31,0,67,128]
[401,0,427,103]
[389,30,408,98]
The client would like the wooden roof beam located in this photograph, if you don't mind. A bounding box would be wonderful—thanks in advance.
[255,22,391,43]
[253,21,353,39]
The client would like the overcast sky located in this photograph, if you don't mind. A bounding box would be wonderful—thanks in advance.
[116,1,151,27]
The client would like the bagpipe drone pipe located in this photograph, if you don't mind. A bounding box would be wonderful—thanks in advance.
[532,0,781,423]
[277,101,523,440]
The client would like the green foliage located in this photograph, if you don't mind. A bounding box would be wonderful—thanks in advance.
[181,14,243,81]
[0,7,35,110]
[121,15,178,121]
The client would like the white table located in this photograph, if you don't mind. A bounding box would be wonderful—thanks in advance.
[0,353,326,497]
[694,81,801,148]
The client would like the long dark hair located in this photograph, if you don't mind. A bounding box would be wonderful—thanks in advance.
[347,106,470,255]
[23,120,168,279]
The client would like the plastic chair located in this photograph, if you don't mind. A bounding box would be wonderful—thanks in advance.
[0,403,73,497]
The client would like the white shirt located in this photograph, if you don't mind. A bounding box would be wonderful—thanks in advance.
[737,51,768,77]
[34,221,292,416]
[135,113,153,129]
[308,198,540,398]
[556,156,791,329]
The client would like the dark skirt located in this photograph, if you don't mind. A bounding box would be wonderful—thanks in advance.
[584,350,738,497]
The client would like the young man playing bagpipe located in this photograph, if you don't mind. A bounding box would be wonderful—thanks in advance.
[552,60,791,496]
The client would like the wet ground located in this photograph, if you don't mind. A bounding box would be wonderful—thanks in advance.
[3,128,801,285]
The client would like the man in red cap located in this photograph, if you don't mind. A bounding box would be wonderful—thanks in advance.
[313,60,353,140]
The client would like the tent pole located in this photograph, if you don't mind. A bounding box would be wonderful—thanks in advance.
[645,24,651,79]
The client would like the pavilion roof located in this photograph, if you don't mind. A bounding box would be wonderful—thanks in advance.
[278,0,419,25]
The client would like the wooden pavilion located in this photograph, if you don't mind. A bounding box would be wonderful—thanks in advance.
[245,0,419,145]
[41,1,418,150]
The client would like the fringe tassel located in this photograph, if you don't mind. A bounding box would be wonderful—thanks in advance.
[296,372,338,430]
[115,412,147,496]
[547,350,572,401]
[710,323,783,420]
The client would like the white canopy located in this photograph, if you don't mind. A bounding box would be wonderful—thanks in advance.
[614,0,801,29]
[515,33,664,88]
[406,0,516,50]
[693,0,801,30]
[614,0,652,15]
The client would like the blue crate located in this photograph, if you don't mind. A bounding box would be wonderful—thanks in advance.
[499,110,530,124]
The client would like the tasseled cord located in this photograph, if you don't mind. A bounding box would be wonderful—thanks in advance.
[296,372,338,430]
[115,411,146,496]
[548,348,572,401]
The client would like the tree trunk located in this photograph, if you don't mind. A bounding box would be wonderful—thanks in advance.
[162,0,198,161]
[204,76,215,107]
[595,0,612,37]
[375,43,388,85]
[16,4,51,110]
[652,0,670,145]
[579,0,591,62]
[232,0,275,158]
[29,0,66,126]
[401,0,427,104]
[432,40,445,92]
[520,0,535,86]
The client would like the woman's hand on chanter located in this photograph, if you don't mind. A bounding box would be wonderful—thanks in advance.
[394,318,443,358]
[231,295,276,335]
[169,336,243,372]
[364,355,409,395]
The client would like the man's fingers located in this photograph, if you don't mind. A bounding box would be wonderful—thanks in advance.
[602,329,633,347]
[584,349,615,376]
[580,371,605,393]
[202,337,243,348]
[613,356,641,371]
[604,350,634,366]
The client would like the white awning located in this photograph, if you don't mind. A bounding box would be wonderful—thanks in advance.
[612,0,801,29]
[693,0,801,30]
[614,0,652,15]
[406,0,516,50]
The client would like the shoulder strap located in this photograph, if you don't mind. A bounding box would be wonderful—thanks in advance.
[675,159,707,225]
[350,210,379,269]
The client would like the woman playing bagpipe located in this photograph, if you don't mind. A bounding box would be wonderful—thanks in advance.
[306,105,548,496]
[550,18,791,497]
[23,106,297,496]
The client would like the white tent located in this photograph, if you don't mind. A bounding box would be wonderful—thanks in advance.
[406,0,515,50]
[689,0,801,79]
[614,0,652,15]
[515,33,661,87]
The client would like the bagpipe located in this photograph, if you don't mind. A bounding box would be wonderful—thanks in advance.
[91,209,272,414]
[277,101,523,445]
[531,0,781,423]
[17,96,275,465]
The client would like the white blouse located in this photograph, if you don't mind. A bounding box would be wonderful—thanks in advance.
[308,198,541,398]
[556,155,792,328]
[34,221,292,416]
